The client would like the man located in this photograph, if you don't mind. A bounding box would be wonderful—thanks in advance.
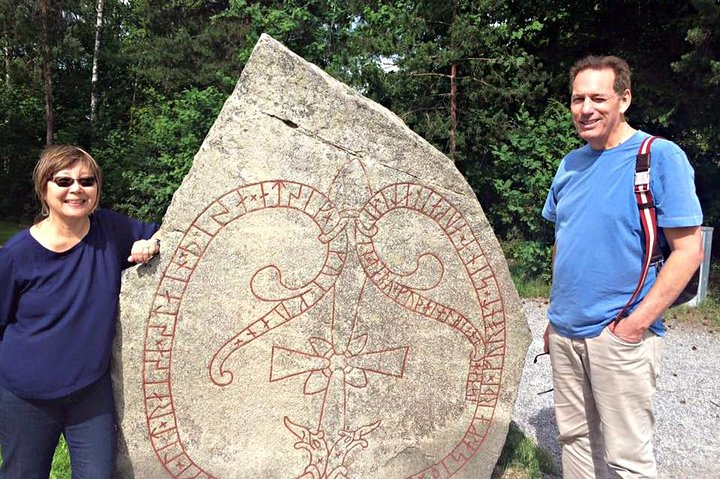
[541,55,704,478]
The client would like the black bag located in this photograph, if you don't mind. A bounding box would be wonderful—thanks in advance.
[660,237,700,307]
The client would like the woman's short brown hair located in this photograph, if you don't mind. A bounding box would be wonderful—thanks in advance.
[33,145,103,218]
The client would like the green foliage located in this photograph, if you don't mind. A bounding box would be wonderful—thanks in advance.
[670,0,720,248]
[1,0,717,276]
[484,100,581,241]
[0,220,26,245]
[0,85,45,221]
[503,239,553,289]
[123,0,249,93]
[479,102,580,286]
[511,0,720,268]
[225,0,365,79]
[0,0,106,221]
[97,87,226,222]
[670,0,719,111]
[512,274,552,300]
[354,0,550,163]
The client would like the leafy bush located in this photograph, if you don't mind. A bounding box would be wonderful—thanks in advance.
[487,99,581,242]
[96,87,226,222]
[503,239,553,289]
[0,85,45,222]
[465,99,579,282]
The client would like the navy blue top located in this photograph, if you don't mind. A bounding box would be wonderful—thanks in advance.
[0,209,158,399]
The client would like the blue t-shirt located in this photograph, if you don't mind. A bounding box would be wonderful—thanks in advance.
[542,131,703,338]
[0,209,158,399]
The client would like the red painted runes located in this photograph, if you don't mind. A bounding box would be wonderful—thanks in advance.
[141,175,506,478]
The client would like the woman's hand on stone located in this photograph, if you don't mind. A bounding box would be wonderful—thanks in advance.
[127,238,160,264]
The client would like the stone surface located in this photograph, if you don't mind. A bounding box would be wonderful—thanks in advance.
[114,34,530,479]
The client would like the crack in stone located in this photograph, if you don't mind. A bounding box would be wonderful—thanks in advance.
[262,111,363,158]
[264,112,299,129]
[379,162,423,182]
[380,162,470,198]
[261,112,469,198]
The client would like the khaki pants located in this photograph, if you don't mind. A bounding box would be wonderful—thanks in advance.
[549,326,664,479]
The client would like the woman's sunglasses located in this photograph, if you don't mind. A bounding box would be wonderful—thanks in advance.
[49,176,97,188]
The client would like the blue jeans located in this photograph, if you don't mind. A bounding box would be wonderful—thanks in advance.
[0,370,116,479]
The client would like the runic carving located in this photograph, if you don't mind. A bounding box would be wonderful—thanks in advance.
[142,158,506,477]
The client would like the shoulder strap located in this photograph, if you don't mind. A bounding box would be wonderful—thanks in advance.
[617,135,663,319]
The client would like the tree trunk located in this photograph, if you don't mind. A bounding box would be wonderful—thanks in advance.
[1,3,12,87]
[449,61,457,163]
[90,0,105,144]
[41,0,53,146]
[448,0,458,163]
[3,43,9,87]
[2,23,9,87]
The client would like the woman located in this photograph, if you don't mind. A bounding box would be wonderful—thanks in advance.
[0,145,160,477]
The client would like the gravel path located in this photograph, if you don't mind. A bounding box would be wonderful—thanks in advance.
[513,299,720,478]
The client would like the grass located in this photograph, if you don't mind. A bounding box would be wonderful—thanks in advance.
[661,263,720,330]
[12,427,557,479]
[49,437,71,479]
[513,276,551,299]
[664,289,720,329]
[492,423,559,478]
[0,435,70,478]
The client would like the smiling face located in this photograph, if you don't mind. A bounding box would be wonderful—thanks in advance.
[33,145,103,223]
[45,162,99,222]
[570,67,631,150]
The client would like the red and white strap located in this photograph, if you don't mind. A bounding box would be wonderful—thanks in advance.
[616,136,663,319]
